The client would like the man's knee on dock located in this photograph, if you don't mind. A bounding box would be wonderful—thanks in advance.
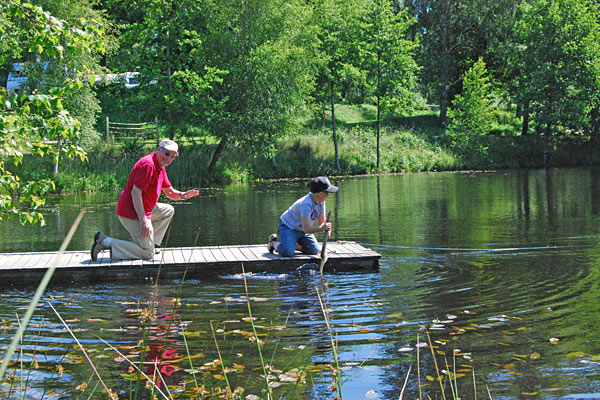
[277,243,296,257]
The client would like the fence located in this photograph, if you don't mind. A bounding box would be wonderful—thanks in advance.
[105,117,159,146]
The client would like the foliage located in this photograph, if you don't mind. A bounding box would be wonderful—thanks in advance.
[102,0,224,138]
[25,0,112,143]
[447,58,495,164]
[311,0,366,107]
[509,0,600,135]
[0,1,104,225]
[361,0,419,169]
[363,0,419,113]
[409,0,518,126]
[105,0,319,173]
[6,0,600,198]
[198,0,320,169]
[310,0,368,171]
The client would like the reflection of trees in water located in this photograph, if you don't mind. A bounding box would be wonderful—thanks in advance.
[517,169,531,221]
[591,166,600,216]
[380,245,599,398]
[278,275,332,349]
[275,275,338,394]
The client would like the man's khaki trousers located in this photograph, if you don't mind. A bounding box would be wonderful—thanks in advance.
[111,203,174,260]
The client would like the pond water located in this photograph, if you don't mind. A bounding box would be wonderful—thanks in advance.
[1,168,600,399]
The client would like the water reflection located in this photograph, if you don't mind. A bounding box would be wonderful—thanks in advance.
[1,168,600,399]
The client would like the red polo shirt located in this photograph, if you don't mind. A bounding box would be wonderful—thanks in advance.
[116,152,172,219]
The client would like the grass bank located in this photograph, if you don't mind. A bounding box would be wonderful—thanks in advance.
[15,105,600,193]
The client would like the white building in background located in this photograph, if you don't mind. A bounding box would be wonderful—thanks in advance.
[6,63,28,92]
[6,62,142,91]
[105,72,141,89]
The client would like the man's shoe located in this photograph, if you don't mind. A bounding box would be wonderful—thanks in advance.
[267,234,278,253]
[91,231,107,261]
[155,248,161,254]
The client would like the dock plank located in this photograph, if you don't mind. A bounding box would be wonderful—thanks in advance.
[201,248,217,263]
[0,253,30,269]
[247,245,272,260]
[344,242,369,254]
[188,248,206,263]
[227,246,247,262]
[217,247,239,263]
[334,242,360,254]
[53,252,78,267]
[239,246,260,261]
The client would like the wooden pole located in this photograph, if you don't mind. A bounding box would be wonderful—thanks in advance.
[319,210,332,274]
[105,116,110,142]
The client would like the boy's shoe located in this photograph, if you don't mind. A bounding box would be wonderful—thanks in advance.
[267,234,278,253]
[91,231,108,261]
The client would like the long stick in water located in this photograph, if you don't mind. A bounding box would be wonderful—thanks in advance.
[319,210,332,274]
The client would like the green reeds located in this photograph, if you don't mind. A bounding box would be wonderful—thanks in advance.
[316,289,343,399]
[422,330,492,400]
[0,210,84,382]
[47,302,113,397]
[399,365,411,400]
[417,334,422,400]
[241,263,273,399]
[209,321,234,398]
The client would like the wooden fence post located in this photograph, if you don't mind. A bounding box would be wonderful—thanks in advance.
[106,116,110,142]
[155,117,160,146]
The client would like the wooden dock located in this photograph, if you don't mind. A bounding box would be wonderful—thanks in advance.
[0,242,380,285]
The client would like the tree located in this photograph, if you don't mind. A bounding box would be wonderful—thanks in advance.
[509,0,600,148]
[102,0,224,137]
[311,0,367,173]
[362,0,419,170]
[407,0,518,127]
[0,0,104,224]
[105,0,319,174]
[447,58,495,163]
[199,0,320,174]
[24,0,112,143]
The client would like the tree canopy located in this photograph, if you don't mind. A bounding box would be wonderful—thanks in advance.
[4,0,600,222]
[0,0,104,224]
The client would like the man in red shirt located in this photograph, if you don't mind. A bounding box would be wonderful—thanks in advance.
[91,140,199,260]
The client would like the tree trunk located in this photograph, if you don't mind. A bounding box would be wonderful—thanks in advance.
[438,0,449,128]
[376,94,381,171]
[208,137,227,175]
[330,81,341,173]
[439,61,449,128]
[590,106,600,144]
[166,30,174,140]
[521,100,530,136]
[376,51,381,171]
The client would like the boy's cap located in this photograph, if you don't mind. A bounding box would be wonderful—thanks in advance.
[158,139,178,155]
[310,176,339,193]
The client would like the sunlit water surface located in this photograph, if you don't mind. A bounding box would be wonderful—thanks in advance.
[1,168,600,399]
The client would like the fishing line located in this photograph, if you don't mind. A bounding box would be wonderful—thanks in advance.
[357,243,594,253]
